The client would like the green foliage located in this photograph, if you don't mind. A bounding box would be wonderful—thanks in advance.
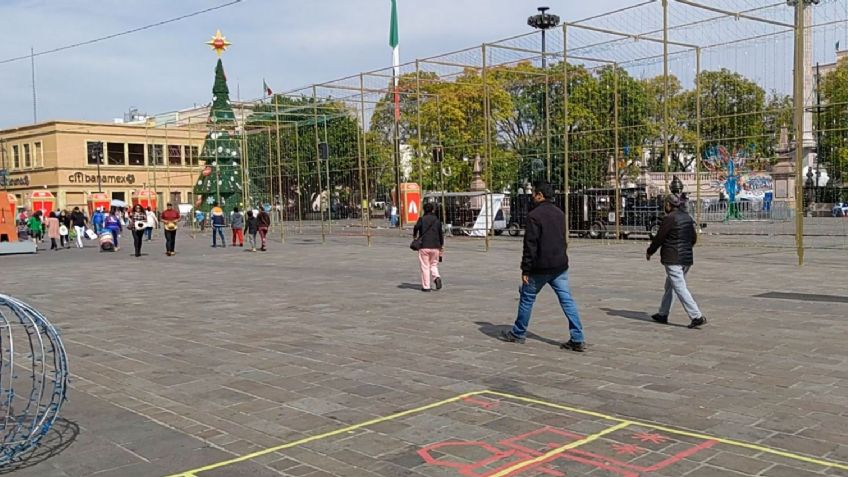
[819,58,848,185]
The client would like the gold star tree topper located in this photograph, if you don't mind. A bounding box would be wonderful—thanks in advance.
[206,30,231,56]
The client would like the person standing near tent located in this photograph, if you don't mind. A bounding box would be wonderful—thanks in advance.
[257,207,271,251]
[27,211,43,248]
[128,204,147,258]
[145,207,158,241]
[104,207,123,251]
[58,210,71,249]
[210,202,226,248]
[230,206,244,247]
[194,209,206,232]
[160,203,181,257]
[46,212,60,251]
[246,210,259,252]
[70,207,87,248]
[92,207,105,235]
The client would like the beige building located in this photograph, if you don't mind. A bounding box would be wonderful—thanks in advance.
[0,120,205,211]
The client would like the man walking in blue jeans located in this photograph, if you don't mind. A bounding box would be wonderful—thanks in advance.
[500,182,586,352]
[647,193,707,329]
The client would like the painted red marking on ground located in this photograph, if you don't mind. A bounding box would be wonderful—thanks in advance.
[419,424,720,477]
[462,396,500,409]
[612,443,644,456]
[631,431,670,444]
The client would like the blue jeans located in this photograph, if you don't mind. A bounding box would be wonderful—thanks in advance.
[658,265,702,320]
[511,270,585,343]
[145,227,153,240]
[212,226,225,246]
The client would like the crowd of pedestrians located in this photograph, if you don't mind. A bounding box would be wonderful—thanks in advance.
[15,183,706,355]
[16,201,275,256]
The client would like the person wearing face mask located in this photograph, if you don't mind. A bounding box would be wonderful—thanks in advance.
[646,193,706,329]
[499,181,586,353]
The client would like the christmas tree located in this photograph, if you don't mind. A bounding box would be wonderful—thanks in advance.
[193,57,242,212]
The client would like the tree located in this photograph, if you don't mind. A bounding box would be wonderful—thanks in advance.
[193,59,243,211]
[687,68,766,157]
[245,95,362,215]
[818,58,848,188]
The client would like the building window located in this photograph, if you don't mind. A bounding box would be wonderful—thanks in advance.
[34,142,43,167]
[186,192,194,205]
[128,143,145,166]
[87,141,104,165]
[112,191,125,202]
[168,145,182,166]
[170,191,181,205]
[12,145,19,169]
[107,143,125,165]
[184,146,200,166]
[23,144,31,168]
[148,144,164,166]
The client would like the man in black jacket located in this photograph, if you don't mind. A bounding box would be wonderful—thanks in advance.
[647,193,706,328]
[500,182,586,352]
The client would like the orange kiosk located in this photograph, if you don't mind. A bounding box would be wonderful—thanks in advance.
[87,192,110,216]
[132,189,157,211]
[6,193,16,219]
[1,192,35,252]
[30,191,56,215]
[399,182,421,225]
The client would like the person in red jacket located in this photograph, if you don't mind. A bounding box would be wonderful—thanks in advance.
[160,203,181,256]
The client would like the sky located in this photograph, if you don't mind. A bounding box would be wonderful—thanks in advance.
[0,0,625,129]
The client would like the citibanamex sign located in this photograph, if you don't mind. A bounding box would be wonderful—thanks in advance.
[69,172,135,185]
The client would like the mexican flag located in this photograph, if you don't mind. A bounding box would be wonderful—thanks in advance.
[263,79,273,97]
[390,0,400,120]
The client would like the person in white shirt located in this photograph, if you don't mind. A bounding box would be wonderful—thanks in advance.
[144,207,158,241]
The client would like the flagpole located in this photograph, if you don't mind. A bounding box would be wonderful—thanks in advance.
[390,0,402,231]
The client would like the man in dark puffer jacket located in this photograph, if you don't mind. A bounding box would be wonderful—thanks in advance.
[500,182,586,352]
[647,193,706,329]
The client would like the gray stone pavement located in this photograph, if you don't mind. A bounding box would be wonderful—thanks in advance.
[1,230,847,476]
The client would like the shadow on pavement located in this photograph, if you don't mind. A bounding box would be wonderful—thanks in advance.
[600,308,689,328]
[0,418,80,474]
[397,283,422,290]
[474,321,562,347]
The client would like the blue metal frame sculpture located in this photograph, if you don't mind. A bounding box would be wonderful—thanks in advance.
[0,294,69,466]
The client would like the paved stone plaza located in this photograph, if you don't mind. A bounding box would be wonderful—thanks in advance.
[2,231,847,476]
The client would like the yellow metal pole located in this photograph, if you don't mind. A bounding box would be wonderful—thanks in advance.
[662,0,670,191]
[563,23,570,243]
[360,73,372,246]
[274,96,286,243]
[613,64,621,241]
[793,2,805,266]
[312,85,326,243]
[482,44,492,252]
[294,122,303,234]
[695,48,703,230]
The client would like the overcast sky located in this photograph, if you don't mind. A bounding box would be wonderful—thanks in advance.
[0,0,628,129]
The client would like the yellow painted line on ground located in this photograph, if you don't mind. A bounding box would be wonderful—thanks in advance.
[488,421,632,477]
[165,390,489,477]
[483,390,848,472]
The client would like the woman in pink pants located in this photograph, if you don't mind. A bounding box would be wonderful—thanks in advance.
[413,202,444,292]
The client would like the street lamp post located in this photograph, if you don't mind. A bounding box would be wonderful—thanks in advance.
[527,7,560,69]
[528,7,560,181]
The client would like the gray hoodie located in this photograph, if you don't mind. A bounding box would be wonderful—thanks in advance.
[230,211,244,229]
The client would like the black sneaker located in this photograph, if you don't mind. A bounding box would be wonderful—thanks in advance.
[560,340,586,352]
[499,330,525,344]
[434,277,442,290]
[688,317,707,329]
[651,313,668,324]
[421,288,431,292]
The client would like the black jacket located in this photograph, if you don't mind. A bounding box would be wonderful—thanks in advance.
[70,211,87,227]
[521,201,568,275]
[413,213,443,250]
[647,209,697,266]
